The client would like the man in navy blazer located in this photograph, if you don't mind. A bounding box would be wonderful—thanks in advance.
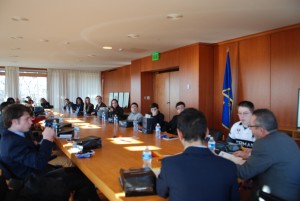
[156,108,239,201]
[0,104,101,201]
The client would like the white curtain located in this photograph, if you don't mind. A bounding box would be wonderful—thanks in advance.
[5,66,19,100]
[47,69,101,110]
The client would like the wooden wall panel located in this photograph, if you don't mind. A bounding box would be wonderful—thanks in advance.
[152,49,179,70]
[130,60,141,108]
[199,45,214,127]
[102,65,131,106]
[213,42,239,135]
[179,44,200,109]
[140,56,153,72]
[141,72,154,115]
[238,35,271,112]
[271,27,300,128]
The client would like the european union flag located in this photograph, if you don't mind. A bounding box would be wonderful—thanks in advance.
[222,51,233,129]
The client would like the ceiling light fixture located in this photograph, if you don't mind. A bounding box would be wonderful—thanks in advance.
[11,48,21,50]
[166,13,183,20]
[127,34,140,39]
[11,17,29,22]
[88,54,96,57]
[118,48,124,51]
[39,39,49,42]
[102,46,112,50]
[9,36,23,40]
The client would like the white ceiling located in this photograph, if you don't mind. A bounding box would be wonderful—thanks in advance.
[0,0,299,71]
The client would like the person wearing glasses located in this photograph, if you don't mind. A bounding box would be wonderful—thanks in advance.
[237,109,300,201]
[164,101,185,135]
[227,101,255,159]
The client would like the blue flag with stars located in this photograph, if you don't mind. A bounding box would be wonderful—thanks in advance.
[222,51,233,129]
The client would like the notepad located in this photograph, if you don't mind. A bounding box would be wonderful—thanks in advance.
[218,151,246,165]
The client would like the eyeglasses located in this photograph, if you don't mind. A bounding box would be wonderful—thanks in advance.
[248,125,260,128]
[238,112,251,116]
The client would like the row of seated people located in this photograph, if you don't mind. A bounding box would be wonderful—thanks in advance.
[63,95,185,134]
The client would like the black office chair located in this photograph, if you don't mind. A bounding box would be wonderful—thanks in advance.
[0,163,23,201]
[209,129,223,141]
[258,190,285,201]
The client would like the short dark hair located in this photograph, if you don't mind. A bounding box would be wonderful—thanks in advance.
[65,98,70,101]
[176,101,185,108]
[238,101,254,113]
[252,109,278,132]
[2,104,32,129]
[76,97,83,104]
[0,102,10,112]
[177,108,207,142]
[131,102,138,107]
[111,99,118,104]
[6,97,15,104]
[150,103,159,109]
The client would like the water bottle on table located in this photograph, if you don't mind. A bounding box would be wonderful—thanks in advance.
[155,123,161,139]
[74,124,80,139]
[208,136,216,151]
[114,114,118,124]
[133,120,138,131]
[142,146,152,168]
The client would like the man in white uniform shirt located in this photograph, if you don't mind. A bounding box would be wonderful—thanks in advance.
[227,101,255,159]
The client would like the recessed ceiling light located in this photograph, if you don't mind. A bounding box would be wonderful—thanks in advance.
[39,39,49,42]
[102,46,112,50]
[118,48,124,51]
[87,54,96,57]
[11,48,21,50]
[166,13,183,20]
[11,17,29,22]
[10,55,19,57]
[127,34,140,39]
[64,42,70,45]
[9,36,23,40]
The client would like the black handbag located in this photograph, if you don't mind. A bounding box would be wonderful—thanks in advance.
[119,168,156,197]
[75,136,102,150]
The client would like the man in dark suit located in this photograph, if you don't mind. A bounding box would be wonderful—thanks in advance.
[0,104,101,201]
[237,109,300,201]
[156,108,239,201]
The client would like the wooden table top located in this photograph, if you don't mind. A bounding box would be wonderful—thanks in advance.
[54,114,183,201]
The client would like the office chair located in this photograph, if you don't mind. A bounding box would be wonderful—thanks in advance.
[258,190,285,201]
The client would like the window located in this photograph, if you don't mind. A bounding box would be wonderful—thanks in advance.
[0,74,5,103]
[19,68,47,105]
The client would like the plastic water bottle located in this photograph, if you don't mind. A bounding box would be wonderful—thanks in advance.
[142,146,152,168]
[155,123,161,139]
[208,136,216,151]
[74,124,80,139]
[133,120,138,131]
[114,114,118,124]
[52,121,58,135]
[102,111,106,121]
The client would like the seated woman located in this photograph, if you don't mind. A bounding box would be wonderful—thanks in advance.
[108,99,124,120]
[40,98,52,108]
[127,102,143,123]
[84,97,94,115]
[148,103,165,131]
[164,101,185,135]
[75,97,84,115]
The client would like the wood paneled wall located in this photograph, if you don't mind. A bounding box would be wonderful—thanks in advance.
[270,28,300,128]
[102,24,300,136]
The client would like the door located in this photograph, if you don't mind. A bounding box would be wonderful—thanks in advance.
[153,71,179,121]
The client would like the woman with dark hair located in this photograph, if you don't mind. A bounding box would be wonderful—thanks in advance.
[40,98,52,108]
[75,97,84,115]
[84,97,94,115]
[108,99,124,119]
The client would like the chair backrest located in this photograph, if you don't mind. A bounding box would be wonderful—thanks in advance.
[209,129,223,141]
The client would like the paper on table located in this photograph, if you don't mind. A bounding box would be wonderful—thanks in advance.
[218,151,246,165]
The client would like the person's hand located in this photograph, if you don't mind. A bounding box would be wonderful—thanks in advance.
[42,127,55,142]
[91,112,95,115]
[233,148,251,160]
[45,111,54,118]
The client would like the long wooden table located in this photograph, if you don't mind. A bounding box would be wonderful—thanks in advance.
[54,115,183,201]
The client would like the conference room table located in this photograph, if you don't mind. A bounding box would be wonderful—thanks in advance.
[53,113,183,201]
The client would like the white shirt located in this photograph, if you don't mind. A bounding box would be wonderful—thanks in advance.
[228,121,256,148]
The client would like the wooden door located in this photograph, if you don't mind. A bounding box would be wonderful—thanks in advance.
[153,71,179,121]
